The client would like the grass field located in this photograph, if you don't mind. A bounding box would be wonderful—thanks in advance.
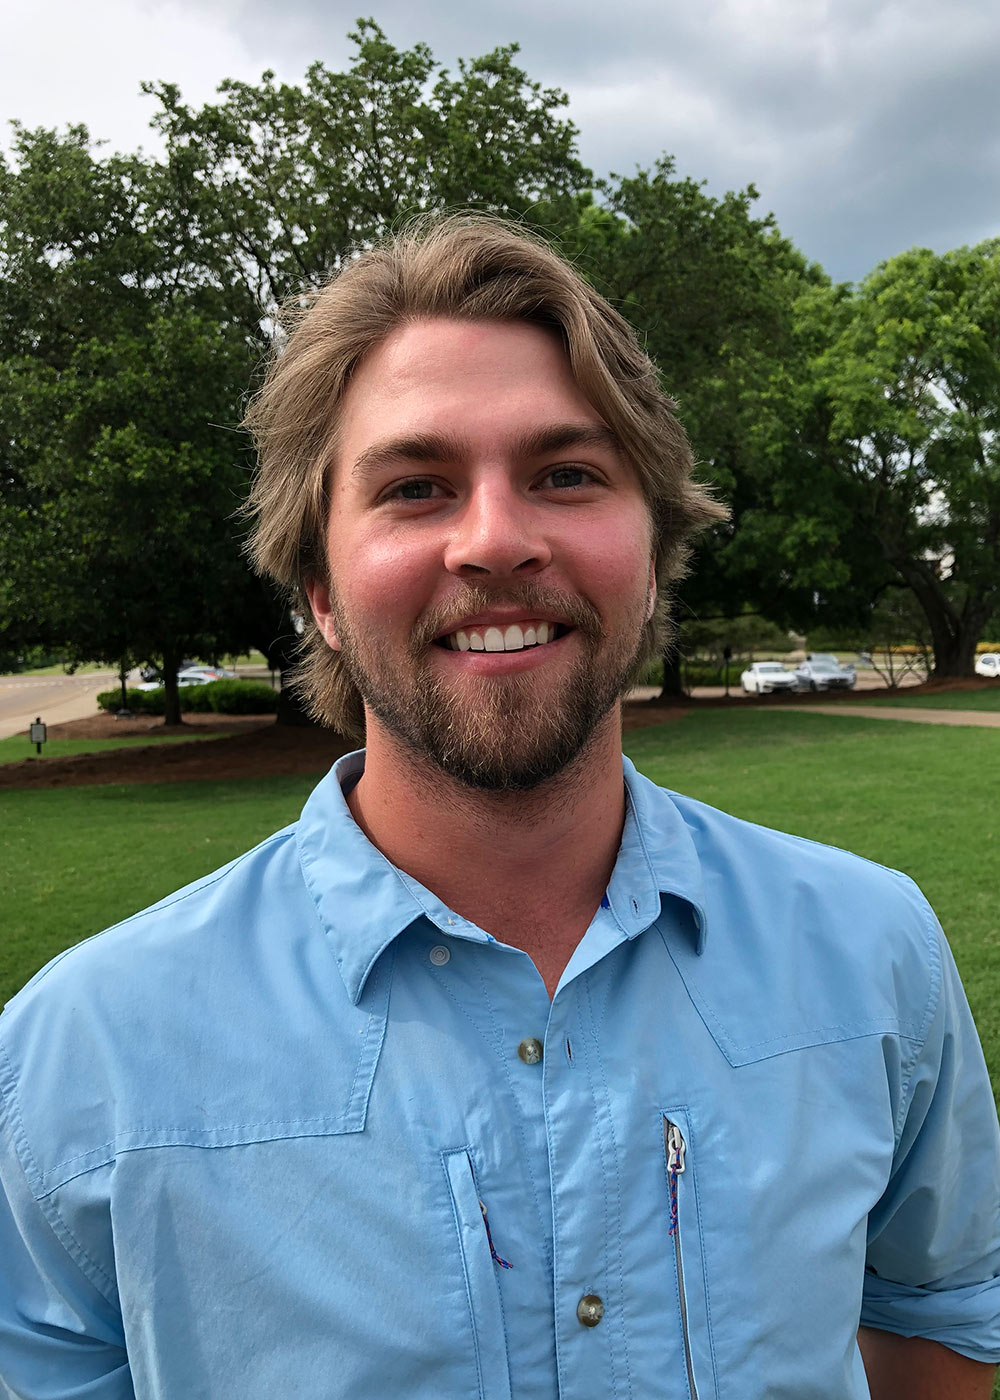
[861,686,1000,710]
[0,732,215,766]
[1,709,998,1104]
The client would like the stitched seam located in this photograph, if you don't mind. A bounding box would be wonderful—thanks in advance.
[442,1148,489,1400]
[474,961,551,1271]
[625,782,666,921]
[661,1109,692,1394]
[665,1108,720,1400]
[584,976,629,1398]
[42,1115,363,1180]
[729,1017,922,1054]
[895,893,945,1145]
[0,1047,118,1300]
[345,949,386,1112]
[659,931,921,1061]
[467,1147,513,1386]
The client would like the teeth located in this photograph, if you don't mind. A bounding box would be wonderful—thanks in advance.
[442,620,560,652]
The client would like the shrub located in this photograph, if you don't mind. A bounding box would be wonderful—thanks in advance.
[96,680,278,716]
[203,679,278,714]
[97,687,164,714]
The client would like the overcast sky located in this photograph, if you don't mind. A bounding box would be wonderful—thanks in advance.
[5,0,998,283]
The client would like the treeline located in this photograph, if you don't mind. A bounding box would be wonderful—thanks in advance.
[2,20,998,722]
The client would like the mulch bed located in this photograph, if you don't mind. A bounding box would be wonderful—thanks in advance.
[0,680,991,791]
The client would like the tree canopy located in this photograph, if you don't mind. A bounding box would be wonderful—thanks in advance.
[2,20,997,713]
[800,241,1000,676]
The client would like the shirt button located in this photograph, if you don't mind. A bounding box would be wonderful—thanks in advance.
[517,1038,543,1064]
[429,945,451,966]
[577,1294,604,1327]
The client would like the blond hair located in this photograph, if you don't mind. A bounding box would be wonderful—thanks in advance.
[244,214,724,736]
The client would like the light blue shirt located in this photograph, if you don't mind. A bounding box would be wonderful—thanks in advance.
[1,753,999,1399]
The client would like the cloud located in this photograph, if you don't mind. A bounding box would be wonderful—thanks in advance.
[5,0,998,281]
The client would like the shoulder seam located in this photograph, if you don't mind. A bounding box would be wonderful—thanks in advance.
[892,878,944,1144]
[0,1042,118,1302]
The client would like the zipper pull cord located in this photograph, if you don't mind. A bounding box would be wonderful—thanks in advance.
[666,1123,686,1237]
[479,1199,513,1270]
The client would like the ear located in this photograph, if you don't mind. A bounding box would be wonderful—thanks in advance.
[304,577,342,651]
[646,561,658,622]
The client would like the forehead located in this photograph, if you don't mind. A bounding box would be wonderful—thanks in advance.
[335,317,609,459]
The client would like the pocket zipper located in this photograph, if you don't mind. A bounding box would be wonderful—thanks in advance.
[665,1118,700,1400]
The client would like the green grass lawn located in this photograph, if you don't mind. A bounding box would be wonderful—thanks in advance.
[859,685,1000,710]
[0,732,216,766]
[2,709,998,1104]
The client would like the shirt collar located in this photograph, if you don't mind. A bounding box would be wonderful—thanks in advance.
[297,750,709,1005]
[615,756,709,954]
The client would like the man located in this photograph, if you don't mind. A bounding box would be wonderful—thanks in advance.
[1,217,998,1399]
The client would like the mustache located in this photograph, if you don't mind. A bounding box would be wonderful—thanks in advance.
[410,584,605,651]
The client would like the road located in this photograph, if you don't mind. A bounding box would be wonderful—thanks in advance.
[0,672,118,740]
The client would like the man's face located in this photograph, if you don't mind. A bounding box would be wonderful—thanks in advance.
[307,317,656,791]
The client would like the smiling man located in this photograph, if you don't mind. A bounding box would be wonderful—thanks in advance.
[1,218,998,1399]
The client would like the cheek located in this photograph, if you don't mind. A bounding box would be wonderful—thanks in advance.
[327,527,439,624]
[570,515,654,604]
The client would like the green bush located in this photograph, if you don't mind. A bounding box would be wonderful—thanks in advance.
[97,680,278,716]
[202,679,278,714]
[97,687,164,714]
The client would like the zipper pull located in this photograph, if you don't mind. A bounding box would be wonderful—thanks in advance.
[666,1120,686,1176]
[665,1119,686,1237]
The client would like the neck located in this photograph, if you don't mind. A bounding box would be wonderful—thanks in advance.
[346,709,627,984]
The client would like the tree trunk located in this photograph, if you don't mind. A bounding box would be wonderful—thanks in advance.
[262,629,320,728]
[658,649,686,699]
[894,560,993,679]
[161,644,183,726]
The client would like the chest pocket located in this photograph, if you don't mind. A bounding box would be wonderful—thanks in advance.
[443,1148,513,1400]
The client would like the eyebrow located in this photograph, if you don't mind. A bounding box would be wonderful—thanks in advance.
[350,422,623,480]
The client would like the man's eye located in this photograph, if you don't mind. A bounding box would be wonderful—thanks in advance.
[546,467,591,489]
[394,480,436,501]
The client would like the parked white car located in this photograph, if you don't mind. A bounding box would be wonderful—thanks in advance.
[975,653,1000,678]
[740,662,799,695]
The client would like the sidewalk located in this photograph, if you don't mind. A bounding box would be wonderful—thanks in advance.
[802,703,1000,729]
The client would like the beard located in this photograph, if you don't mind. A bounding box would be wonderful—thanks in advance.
[332,582,648,792]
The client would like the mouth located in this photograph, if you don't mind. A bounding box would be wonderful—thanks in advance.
[435,620,569,653]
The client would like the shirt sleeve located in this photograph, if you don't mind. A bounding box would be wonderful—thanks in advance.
[861,919,1000,1363]
[0,1088,133,1399]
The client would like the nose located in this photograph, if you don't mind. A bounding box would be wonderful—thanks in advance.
[442,480,553,579]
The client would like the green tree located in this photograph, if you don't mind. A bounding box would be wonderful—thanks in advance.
[577,160,861,692]
[0,127,260,724]
[804,242,1000,677]
[144,19,589,314]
